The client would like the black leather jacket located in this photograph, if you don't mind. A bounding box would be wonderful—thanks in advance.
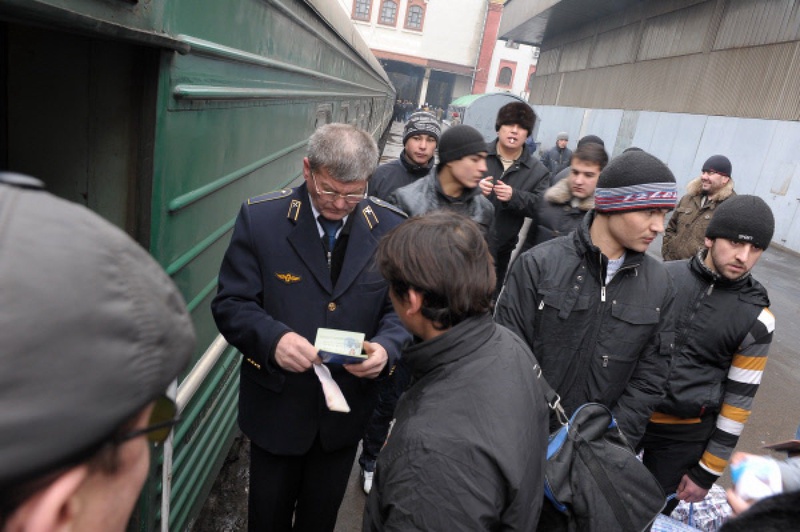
[495,212,676,447]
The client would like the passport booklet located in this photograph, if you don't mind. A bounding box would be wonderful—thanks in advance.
[315,328,367,364]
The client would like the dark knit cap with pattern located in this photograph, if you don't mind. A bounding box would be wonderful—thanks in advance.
[594,150,678,213]
[403,111,441,145]
[706,194,774,249]
[702,155,732,178]
[437,125,488,166]
[495,102,535,136]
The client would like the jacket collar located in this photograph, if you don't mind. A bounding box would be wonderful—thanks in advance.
[544,176,595,210]
[432,169,482,203]
[402,314,496,380]
[488,139,532,169]
[286,183,380,297]
[574,211,645,277]
[690,249,751,287]
[686,176,736,202]
[399,150,435,177]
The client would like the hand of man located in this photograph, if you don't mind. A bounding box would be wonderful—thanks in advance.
[676,474,709,503]
[479,177,494,197]
[274,332,320,372]
[493,180,513,202]
[344,340,388,379]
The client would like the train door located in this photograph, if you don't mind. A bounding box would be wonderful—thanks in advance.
[0,22,159,247]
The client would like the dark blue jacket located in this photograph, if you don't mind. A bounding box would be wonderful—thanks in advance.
[212,183,410,455]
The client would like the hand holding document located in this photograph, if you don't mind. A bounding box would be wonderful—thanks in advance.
[312,328,368,413]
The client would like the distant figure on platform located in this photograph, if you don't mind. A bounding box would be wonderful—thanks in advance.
[642,195,775,516]
[363,211,549,531]
[478,101,550,296]
[662,155,736,261]
[541,131,573,176]
[522,141,608,250]
[389,124,494,238]
[0,174,194,531]
[370,111,440,201]
[548,134,605,186]
[211,124,410,532]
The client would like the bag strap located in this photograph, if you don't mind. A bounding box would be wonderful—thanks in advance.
[574,430,637,532]
[533,363,569,426]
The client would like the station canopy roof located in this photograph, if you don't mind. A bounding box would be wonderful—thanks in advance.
[499,0,644,46]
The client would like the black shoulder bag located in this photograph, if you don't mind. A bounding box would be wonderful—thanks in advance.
[535,364,666,532]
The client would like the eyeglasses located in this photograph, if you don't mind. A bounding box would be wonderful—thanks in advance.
[312,172,368,205]
[113,395,180,446]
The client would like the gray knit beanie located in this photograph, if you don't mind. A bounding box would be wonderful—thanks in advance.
[706,195,774,249]
[403,112,441,145]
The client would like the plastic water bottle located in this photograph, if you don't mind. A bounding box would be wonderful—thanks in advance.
[730,456,783,501]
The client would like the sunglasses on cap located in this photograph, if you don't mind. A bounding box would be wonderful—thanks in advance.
[112,395,180,446]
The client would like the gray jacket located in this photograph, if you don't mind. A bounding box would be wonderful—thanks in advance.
[388,171,494,237]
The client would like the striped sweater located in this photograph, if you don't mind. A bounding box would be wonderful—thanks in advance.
[650,253,773,489]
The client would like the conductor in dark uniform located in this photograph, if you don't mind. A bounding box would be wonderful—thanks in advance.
[211,123,410,532]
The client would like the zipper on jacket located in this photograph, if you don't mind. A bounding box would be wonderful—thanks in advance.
[602,355,609,368]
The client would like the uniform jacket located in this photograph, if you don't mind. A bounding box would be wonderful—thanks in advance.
[363,314,548,531]
[495,212,676,447]
[649,253,773,488]
[541,145,573,176]
[211,184,411,455]
[388,171,494,237]
[525,176,594,249]
[369,151,434,202]
[484,140,550,255]
[662,177,736,260]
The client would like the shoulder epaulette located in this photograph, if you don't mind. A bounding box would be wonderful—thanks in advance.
[247,189,292,205]
[368,196,408,218]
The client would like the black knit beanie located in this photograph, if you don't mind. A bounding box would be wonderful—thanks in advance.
[438,125,488,166]
[495,102,535,137]
[594,150,678,213]
[403,111,441,145]
[702,155,732,177]
[578,135,604,148]
[706,195,774,249]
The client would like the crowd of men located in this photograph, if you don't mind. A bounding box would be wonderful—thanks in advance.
[0,103,784,532]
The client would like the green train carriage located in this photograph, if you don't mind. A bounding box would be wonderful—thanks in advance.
[0,0,395,529]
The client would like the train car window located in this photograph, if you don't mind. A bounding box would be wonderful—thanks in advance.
[315,106,332,128]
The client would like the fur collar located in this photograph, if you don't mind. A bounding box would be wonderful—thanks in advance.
[686,176,735,201]
[544,176,595,211]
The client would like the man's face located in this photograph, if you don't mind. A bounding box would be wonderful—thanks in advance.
[448,153,488,190]
[497,124,528,152]
[605,209,669,253]
[700,170,730,196]
[557,139,568,149]
[74,404,154,531]
[567,159,601,199]
[303,159,367,221]
[704,237,763,280]
[404,134,437,165]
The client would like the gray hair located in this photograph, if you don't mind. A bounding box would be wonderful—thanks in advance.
[307,123,379,183]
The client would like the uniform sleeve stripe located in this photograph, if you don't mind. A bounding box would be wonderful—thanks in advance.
[732,353,768,371]
[726,381,759,398]
[717,413,746,435]
[727,366,764,385]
